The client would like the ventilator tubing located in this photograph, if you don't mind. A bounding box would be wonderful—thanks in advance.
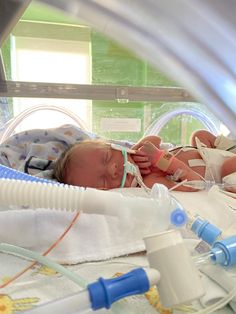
[0,179,180,232]
[0,165,186,231]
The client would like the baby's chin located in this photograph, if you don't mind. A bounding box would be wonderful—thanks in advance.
[124,174,137,187]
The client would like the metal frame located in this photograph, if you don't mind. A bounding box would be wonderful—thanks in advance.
[0,80,194,102]
[0,0,31,48]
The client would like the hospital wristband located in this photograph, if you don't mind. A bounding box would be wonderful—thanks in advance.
[152,150,174,172]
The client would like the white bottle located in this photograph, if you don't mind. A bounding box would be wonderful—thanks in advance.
[144,229,205,308]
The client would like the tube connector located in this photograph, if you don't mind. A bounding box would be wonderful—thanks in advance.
[211,235,236,266]
[170,207,188,227]
[88,267,160,310]
[191,217,222,245]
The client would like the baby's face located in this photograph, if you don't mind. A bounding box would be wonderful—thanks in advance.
[65,142,135,189]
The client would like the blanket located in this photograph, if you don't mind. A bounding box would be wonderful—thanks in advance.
[0,124,97,179]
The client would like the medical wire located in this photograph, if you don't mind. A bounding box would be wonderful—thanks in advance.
[160,144,206,192]
[183,180,236,191]
[0,243,87,288]
[0,211,81,289]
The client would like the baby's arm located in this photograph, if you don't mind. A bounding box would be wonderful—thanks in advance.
[190,130,216,148]
[132,135,161,150]
[143,172,199,191]
[133,141,202,191]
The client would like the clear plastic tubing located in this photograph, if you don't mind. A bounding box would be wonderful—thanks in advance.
[193,235,236,268]
[189,215,236,267]
[0,104,88,145]
[144,108,220,137]
[0,166,187,233]
[182,180,236,191]
[150,183,188,229]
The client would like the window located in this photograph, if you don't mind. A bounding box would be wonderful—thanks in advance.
[11,21,91,132]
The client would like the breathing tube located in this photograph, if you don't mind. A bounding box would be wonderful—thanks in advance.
[110,143,147,191]
[0,164,187,231]
[182,180,236,191]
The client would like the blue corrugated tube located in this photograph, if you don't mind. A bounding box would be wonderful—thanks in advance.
[0,164,54,183]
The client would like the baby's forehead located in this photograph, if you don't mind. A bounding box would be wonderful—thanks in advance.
[71,141,108,157]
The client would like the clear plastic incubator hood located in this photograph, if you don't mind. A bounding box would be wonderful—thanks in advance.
[40,0,236,137]
[1,1,236,314]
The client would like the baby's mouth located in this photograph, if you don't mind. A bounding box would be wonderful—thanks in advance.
[123,173,135,187]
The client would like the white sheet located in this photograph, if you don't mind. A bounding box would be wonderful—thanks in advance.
[1,187,236,313]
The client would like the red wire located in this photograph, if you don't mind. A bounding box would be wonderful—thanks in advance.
[0,211,81,289]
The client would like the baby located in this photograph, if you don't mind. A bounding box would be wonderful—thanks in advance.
[53,135,161,190]
[53,131,236,192]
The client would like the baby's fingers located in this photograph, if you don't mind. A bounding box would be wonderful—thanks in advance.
[132,156,151,168]
[136,161,152,169]
[132,149,147,156]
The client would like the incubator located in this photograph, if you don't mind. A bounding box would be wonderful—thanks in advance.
[1,0,236,313]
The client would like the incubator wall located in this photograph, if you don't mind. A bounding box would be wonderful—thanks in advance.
[0,1,226,146]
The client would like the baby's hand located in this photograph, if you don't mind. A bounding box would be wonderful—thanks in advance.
[138,141,161,165]
[132,141,161,174]
[132,149,152,175]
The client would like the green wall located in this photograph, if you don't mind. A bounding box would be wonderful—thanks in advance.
[90,31,206,144]
[0,1,214,144]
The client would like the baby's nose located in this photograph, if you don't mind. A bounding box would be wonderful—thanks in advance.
[108,162,119,178]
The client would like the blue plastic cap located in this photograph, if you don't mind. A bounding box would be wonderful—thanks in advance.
[191,217,221,245]
[211,235,236,266]
[170,208,187,227]
[88,268,150,310]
